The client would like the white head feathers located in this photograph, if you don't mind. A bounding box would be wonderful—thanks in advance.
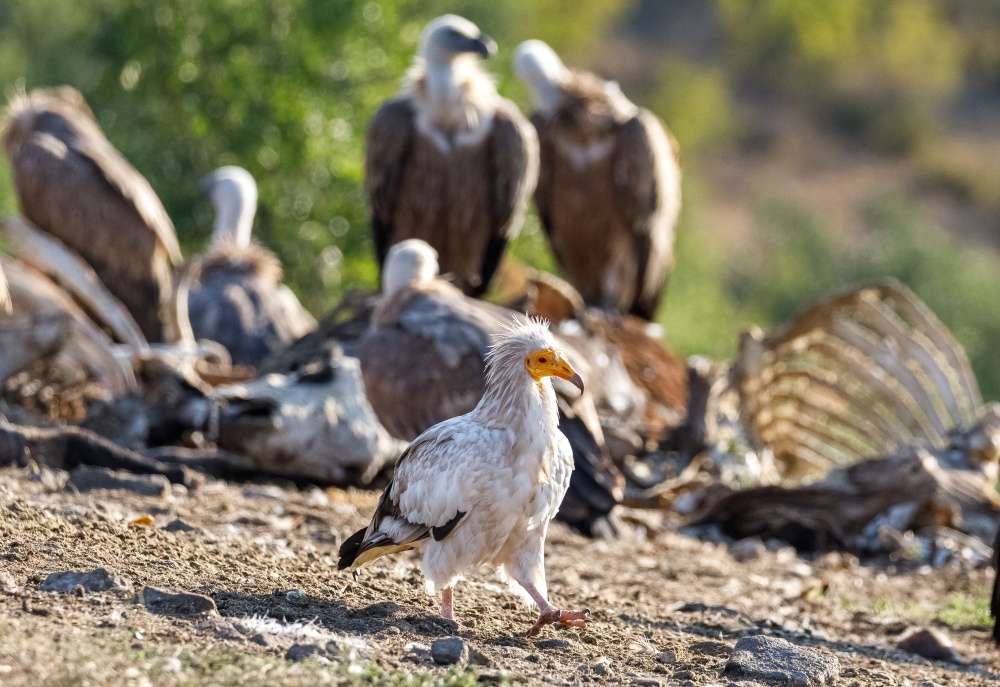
[382,239,440,295]
[513,40,570,115]
[202,166,258,250]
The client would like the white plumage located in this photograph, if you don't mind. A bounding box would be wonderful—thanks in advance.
[339,318,589,636]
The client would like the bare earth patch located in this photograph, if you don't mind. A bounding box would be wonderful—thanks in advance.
[0,466,996,686]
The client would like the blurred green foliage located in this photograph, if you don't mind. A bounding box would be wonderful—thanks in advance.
[2,0,1000,403]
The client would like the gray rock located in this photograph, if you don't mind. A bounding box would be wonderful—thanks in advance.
[68,466,169,497]
[137,586,217,615]
[431,637,469,665]
[40,569,130,593]
[729,537,765,562]
[631,680,663,687]
[249,633,271,647]
[724,636,839,686]
[164,519,200,533]
[0,571,19,594]
[535,638,575,650]
[592,657,612,676]
[285,643,321,661]
[656,651,677,664]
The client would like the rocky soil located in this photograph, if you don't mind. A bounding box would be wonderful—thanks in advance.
[0,464,996,686]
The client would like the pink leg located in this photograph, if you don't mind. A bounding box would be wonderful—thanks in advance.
[441,586,455,621]
[518,581,589,637]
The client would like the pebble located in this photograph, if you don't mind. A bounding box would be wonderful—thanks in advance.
[724,636,840,686]
[164,519,200,533]
[285,643,321,661]
[535,638,575,650]
[40,569,131,593]
[249,633,271,647]
[631,679,662,687]
[67,466,168,497]
[729,537,765,562]
[656,651,677,664]
[0,572,18,594]
[431,637,468,665]
[136,586,217,616]
[896,628,962,663]
[592,657,612,676]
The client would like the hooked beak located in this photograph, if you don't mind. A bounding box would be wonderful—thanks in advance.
[472,34,497,59]
[528,350,585,395]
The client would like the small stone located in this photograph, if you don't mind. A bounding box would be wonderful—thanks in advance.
[476,669,507,684]
[285,643,320,661]
[729,537,765,562]
[0,572,19,594]
[67,466,168,497]
[896,628,961,663]
[249,633,271,647]
[656,651,677,664]
[431,637,469,665]
[40,569,130,593]
[535,638,574,650]
[285,589,307,604]
[724,636,840,686]
[592,657,612,676]
[137,586,217,616]
[164,519,200,533]
[631,680,662,687]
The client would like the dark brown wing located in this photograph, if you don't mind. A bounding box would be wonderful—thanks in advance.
[365,97,416,268]
[5,89,180,341]
[611,110,679,320]
[359,286,493,441]
[475,102,539,297]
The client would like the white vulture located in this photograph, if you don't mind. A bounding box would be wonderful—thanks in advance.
[2,86,183,342]
[358,239,623,537]
[365,15,539,297]
[185,166,316,367]
[514,40,682,320]
[340,316,589,637]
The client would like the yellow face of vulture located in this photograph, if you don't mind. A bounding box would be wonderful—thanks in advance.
[524,347,584,393]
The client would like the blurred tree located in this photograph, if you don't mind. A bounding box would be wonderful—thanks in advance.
[0,0,631,312]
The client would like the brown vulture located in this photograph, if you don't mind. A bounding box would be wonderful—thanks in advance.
[365,15,538,297]
[514,40,682,320]
[2,86,182,342]
[358,239,622,537]
[184,166,316,367]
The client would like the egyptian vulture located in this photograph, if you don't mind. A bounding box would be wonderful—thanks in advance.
[359,239,622,537]
[185,166,316,367]
[514,40,682,320]
[340,317,589,636]
[2,86,182,342]
[365,15,538,297]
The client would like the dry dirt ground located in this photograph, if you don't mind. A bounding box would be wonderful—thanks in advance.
[0,464,996,686]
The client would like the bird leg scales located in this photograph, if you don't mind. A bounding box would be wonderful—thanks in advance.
[518,581,589,637]
[441,586,455,621]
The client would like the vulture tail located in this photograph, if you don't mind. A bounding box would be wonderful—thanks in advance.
[337,527,368,571]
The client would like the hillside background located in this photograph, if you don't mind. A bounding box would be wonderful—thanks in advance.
[2,0,999,401]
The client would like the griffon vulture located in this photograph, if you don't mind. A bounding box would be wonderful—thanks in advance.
[514,40,682,320]
[184,166,316,367]
[2,86,182,342]
[358,239,622,537]
[366,15,538,297]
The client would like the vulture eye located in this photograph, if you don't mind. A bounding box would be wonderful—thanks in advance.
[538,356,548,364]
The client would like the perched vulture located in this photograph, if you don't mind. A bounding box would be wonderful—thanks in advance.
[185,166,316,367]
[366,15,538,297]
[2,86,182,342]
[514,40,682,320]
[341,318,589,637]
[359,239,622,537]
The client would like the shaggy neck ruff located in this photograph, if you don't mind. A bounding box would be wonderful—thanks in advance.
[473,336,560,452]
[405,57,497,139]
